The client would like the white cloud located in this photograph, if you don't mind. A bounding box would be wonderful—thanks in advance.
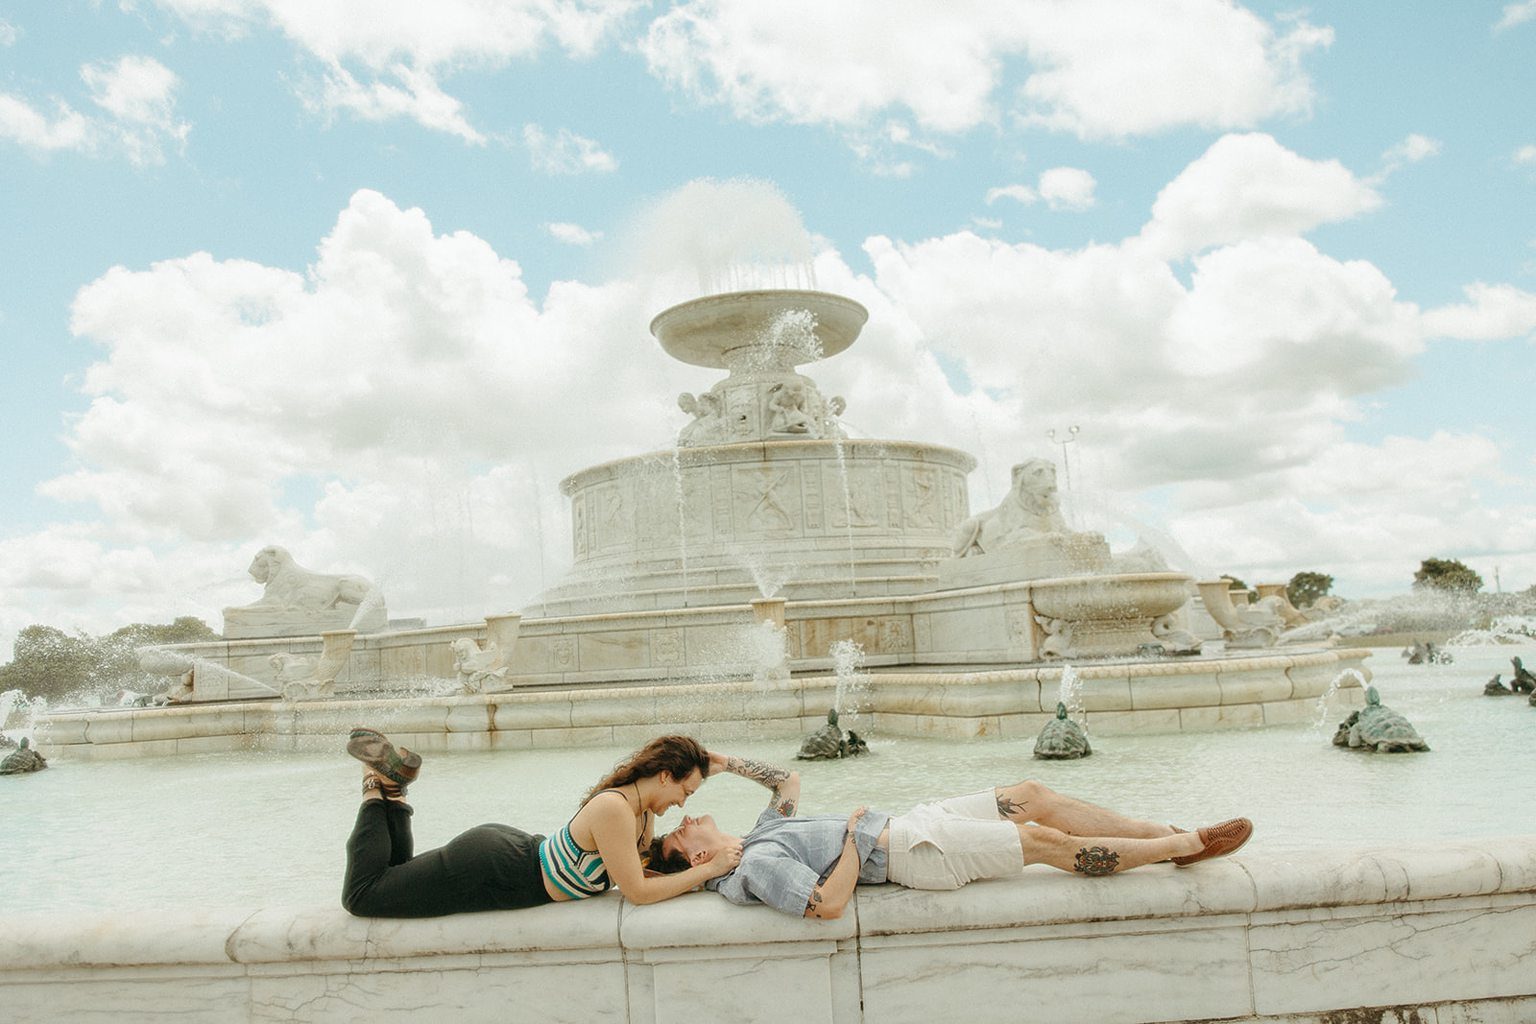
[82,55,191,163]
[308,62,485,143]
[1514,144,1536,165]
[522,123,617,174]
[1138,132,1381,259]
[1496,1,1536,31]
[0,94,93,155]
[640,0,1329,147]
[0,19,18,46]
[641,1,1007,134]
[1037,166,1095,210]
[1421,282,1536,341]
[154,0,642,138]
[1017,2,1331,139]
[1372,132,1440,181]
[1382,133,1440,166]
[155,0,637,62]
[548,221,602,246]
[986,183,1037,205]
[0,56,188,165]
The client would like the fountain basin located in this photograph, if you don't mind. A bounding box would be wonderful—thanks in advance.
[651,289,868,369]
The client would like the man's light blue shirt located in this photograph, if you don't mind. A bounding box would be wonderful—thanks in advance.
[706,806,891,916]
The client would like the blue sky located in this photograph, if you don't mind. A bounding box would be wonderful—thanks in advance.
[2,1,1534,650]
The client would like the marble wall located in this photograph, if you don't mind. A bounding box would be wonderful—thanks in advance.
[5,838,1534,1023]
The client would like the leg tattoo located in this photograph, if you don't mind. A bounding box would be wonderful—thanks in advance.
[996,794,1028,818]
[1073,846,1120,876]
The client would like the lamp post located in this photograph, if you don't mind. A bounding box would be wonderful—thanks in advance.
[1046,425,1080,492]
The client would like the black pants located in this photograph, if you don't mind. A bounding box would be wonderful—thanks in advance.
[342,800,554,917]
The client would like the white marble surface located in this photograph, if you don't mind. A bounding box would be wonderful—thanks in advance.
[6,839,1535,1024]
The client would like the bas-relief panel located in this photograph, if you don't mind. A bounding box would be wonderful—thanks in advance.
[824,463,883,530]
[902,467,942,529]
[651,629,685,667]
[550,637,578,673]
[732,465,802,535]
[573,494,592,558]
[593,482,634,553]
[632,472,682,553]
[798,616,912,658]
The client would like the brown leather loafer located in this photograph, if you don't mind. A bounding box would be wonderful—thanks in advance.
[347,727,422,795]
[1170,817,1252,866]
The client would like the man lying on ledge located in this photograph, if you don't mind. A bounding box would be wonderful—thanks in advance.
[648,752,1252,919]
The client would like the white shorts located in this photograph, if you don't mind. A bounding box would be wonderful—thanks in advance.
[885,790,1023,891]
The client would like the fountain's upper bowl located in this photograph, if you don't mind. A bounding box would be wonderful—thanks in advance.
[650,289,869,369]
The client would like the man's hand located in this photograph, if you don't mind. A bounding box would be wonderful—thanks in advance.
[805,808,867,920]
[697,841,743,880]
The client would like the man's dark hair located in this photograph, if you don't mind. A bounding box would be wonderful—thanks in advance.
[645,835,690,875]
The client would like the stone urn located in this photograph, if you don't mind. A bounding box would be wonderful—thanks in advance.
[1030,572,1193,659]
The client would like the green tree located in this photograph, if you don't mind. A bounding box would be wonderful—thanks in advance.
[0,617,220,704]
[1286,571,1335,609]
[0,625,99,701]
[1219,574,1252,603]
[1412,558,1484,594]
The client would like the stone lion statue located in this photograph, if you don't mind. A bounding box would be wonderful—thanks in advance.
[239,545,377,611]
[952,458,1070,557]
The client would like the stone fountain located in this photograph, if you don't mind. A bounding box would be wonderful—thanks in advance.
[45,287,1369,758]
[541,290,976,612]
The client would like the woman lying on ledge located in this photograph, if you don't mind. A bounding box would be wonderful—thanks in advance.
[341,729,743,917]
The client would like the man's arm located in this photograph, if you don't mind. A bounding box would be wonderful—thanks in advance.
[805,808,866,920]
[709,751,801,817]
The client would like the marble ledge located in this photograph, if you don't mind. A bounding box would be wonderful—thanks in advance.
[9,840,1535,973]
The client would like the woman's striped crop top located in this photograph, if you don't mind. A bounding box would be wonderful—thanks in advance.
[538,824,611,899]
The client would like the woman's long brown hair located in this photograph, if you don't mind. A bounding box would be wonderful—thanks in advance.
[583,735,710,805]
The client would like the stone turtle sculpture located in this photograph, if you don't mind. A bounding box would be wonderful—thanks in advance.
[1402,640,1452,666]
[795,709,868,761]
[1332,687,1429,753]
[1510,657,1536,695]
[0,737,47,775]
[1033,702,1092,760]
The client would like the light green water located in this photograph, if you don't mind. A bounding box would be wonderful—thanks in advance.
[4,645,1533,912]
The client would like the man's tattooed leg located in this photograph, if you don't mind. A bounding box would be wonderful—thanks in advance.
[996,793,1028,818]
[1073,846,1121,876]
